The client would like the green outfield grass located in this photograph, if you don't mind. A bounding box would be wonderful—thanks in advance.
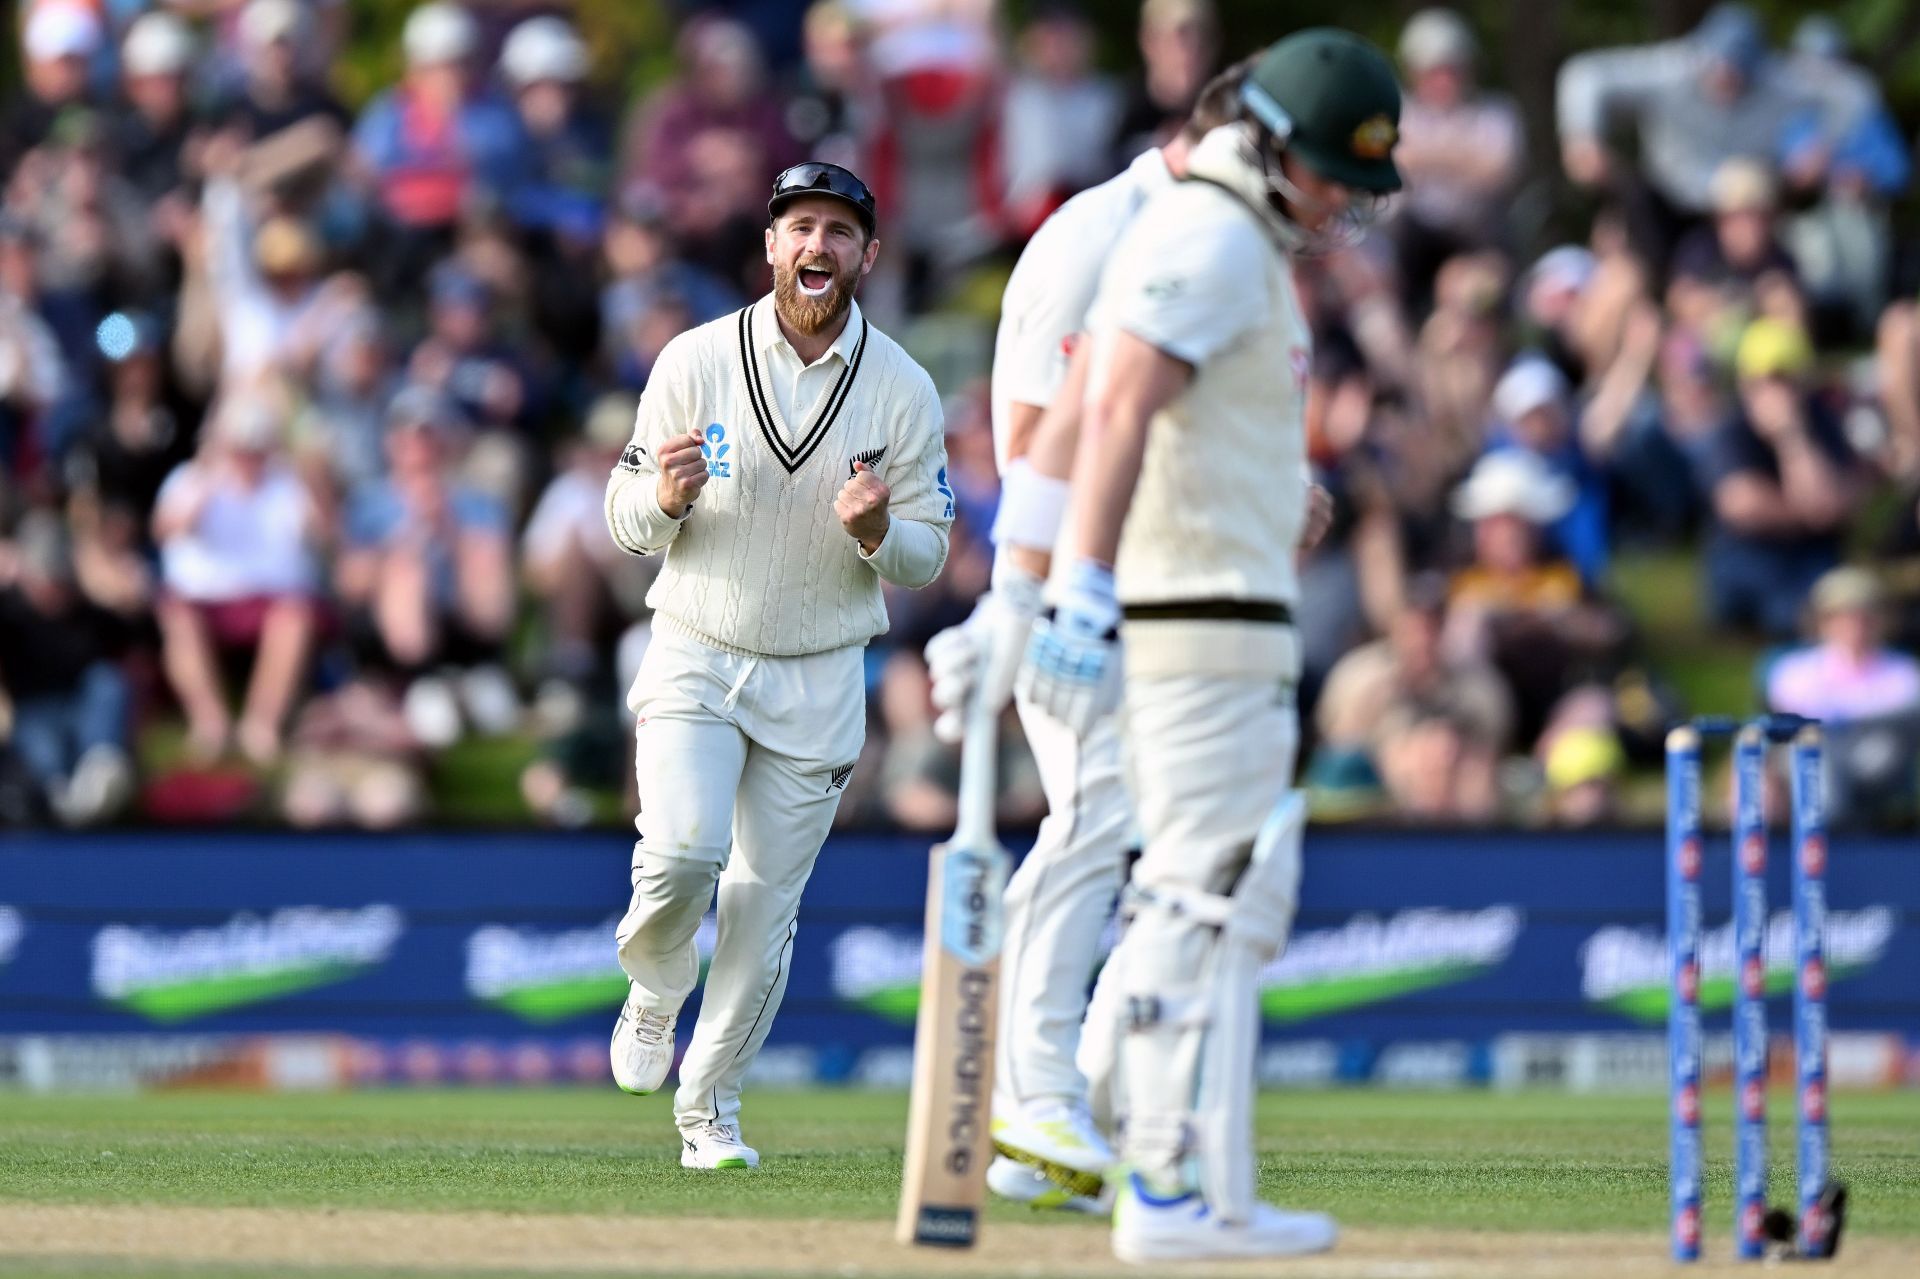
[1,1087,1917,1239]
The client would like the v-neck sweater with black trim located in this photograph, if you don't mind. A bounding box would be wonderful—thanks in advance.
[604,295,952,658]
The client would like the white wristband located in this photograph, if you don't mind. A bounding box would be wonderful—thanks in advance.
[991,458,1070,552]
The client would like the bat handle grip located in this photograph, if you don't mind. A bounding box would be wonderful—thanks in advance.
[952,690,1000,848]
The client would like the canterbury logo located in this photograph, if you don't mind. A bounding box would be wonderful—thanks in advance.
[849,447,885,475]
[827,763,855,793]
[617,442,645,472]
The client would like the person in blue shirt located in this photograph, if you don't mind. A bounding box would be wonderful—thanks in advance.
[351,4,527,297]
[1485,357,1609,587]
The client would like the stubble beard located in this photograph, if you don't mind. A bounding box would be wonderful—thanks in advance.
[773,258,858,336]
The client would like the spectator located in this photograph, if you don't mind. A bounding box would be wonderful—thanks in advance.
[1114,0,1217,163]
[1487,357,1609,586]
[1000,2,1121,237]
[152,397,320,764]
[783,2,871,172]
[521,391,657,685]
[1446,450,1629,747]
[1390,9,1523,309]
[618,17,798,280]
[1556,5,1866,271]
[197,139,370,394]
[352,2,526,296]
[0,4,104,176]
[109,12,201,207]
[280,676,427,829]
[10,109,168,353]
[408,262,534,434]
[1669,159,1799,315]
[1769,568,1920,723]
[1767,567,1920,826]
[875,649,1044,833]
[602,195,740,326]
[863,6,1005,310]
[499,15,614,241]
[218,0,352,142]
[284,312,394,497]
[0,510,136,824]
[1778,18,1910,342]
[1704,318,1861,637]
[68,311,193,539]
[1516,242,1645,394]
[1577,301,1714,539]
[335,389,515,746]
[1313,573,1512,821]
[0,220,70,472]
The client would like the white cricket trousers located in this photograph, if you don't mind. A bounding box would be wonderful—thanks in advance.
[614,625,865,1132]
[993,693,1131,1116]
[1113,650,1298,1180]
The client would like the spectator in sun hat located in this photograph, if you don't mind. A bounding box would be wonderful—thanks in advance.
[1767,567,1920,725]
[1389,8,1523,309]
[1,3,105,175]
[1765,566,1920,826]
[1671,158,1798,292]
[352,2,527,292]
[1447,450,1630,747]
[499,15,615,240]
[218,0,352,142]
[1702,316,1862,637]
[151,394,321,765]
[108,11,202,206]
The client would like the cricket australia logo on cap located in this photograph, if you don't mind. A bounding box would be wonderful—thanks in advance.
[701,424,732,479]
[1351,114,1397,159]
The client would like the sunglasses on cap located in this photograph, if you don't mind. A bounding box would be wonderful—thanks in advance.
[768,162,876,236]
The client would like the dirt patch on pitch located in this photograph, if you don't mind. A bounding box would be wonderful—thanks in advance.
[0,1204,1905,1278]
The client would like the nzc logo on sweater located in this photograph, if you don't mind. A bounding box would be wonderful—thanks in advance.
[701,424,732,478]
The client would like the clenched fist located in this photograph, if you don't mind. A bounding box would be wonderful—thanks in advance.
[655,429,710,518]
[836,461,891,552]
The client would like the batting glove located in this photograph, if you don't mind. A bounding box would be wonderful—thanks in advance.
[1017,559,1122,737]
[926,559,1044,743]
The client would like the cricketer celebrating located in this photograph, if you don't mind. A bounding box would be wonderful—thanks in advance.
[603,162,953,1170]
[922,62,1256,1212]
[1020,31,1404,1262]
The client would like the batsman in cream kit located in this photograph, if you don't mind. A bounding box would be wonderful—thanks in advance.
[601,162,953,1168]
[1016,30,1406,1263]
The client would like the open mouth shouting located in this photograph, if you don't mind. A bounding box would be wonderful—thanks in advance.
[797,262,836,296]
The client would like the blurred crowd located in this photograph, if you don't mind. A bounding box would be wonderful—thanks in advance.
[1,0,1917,830]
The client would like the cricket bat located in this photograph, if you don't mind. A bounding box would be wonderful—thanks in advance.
[895,687,1011,1248]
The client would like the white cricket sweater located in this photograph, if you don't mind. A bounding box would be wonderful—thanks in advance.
[604,295,953,658]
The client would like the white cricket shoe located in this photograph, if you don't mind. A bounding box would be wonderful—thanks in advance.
[609,987,675,1096]
[992,1096,1114,1198]
[1111,1172,1337,1264]
[986,1156,1109,1215]
[679,1121,759,1169]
